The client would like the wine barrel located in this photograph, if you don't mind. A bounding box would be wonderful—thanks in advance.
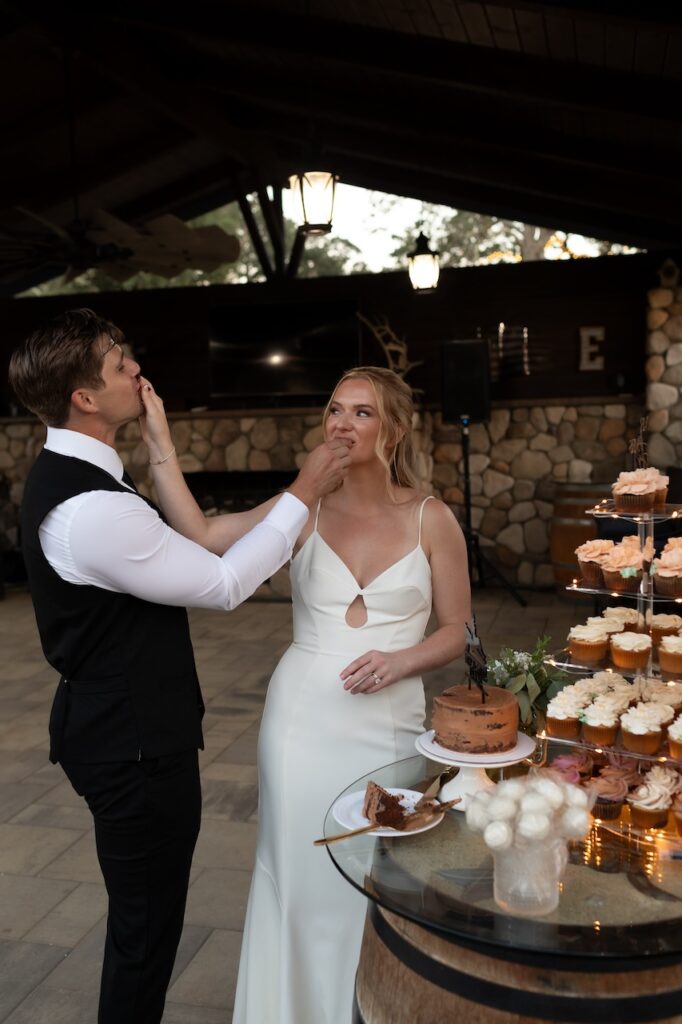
[354,904,682,1024]
[549,482,608,591]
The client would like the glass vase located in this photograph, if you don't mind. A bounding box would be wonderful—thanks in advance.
[493,838,567,917]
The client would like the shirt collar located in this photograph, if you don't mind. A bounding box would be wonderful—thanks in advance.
[44,427,125,483]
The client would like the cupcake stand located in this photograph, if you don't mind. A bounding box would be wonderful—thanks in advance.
[549,498,681,680]
[543,498,682,839]
[414,729,537,809]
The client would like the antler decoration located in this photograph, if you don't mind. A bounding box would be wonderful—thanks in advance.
[464,616,488,704]
[628,417,649,469]
[356,312,423,379]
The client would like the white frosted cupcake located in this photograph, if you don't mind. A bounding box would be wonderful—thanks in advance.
[546,690,584,739]
[610,631,651,670]
[620,705,662,754]
[580,704,619,746]
[603,607,645,631]
[659,635,682,677]
[572,675,612,700]
[647,612,682,646]
[668,715,682,760]
[568,624,609,664]
[641,678,682,711]
[586,616,625,636]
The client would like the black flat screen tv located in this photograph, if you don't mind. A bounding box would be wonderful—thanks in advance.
[208,300,361,408]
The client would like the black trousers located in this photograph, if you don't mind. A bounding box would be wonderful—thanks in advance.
[61,750,202,1024]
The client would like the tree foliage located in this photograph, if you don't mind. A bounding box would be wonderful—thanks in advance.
[20,198,368,297]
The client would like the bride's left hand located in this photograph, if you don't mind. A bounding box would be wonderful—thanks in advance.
[340,650,407,694]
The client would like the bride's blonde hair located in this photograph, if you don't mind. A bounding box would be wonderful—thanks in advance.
[323,366,421,492]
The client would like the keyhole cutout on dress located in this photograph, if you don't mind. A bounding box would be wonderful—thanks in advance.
[345,594,368,628]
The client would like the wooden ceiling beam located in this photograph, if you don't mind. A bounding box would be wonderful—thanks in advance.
[0,130,194,223]
[206,65,682,186]
[239,107,680,231]
[85,2,682,122]
[459,0,682,30]
[0,3,283,178]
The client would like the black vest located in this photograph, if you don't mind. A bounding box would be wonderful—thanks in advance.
[21,449,205,763]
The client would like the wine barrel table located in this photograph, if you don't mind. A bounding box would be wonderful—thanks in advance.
[323,754,682,1024]
[549,482,608,591]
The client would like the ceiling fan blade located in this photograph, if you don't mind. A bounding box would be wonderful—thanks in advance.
[15,206,72,242]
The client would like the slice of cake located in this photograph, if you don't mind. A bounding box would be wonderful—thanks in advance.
[432,684,518,754]
[361,781,406,829]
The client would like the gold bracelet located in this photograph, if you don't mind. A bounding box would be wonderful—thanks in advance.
[149,446,176,466]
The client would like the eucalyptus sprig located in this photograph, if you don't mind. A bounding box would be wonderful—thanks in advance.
[486,635,569,727]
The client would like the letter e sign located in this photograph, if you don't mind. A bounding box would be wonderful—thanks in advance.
[578,326,605,371]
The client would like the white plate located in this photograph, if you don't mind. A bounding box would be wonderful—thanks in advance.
[331,787,444,838]
[416,730,536,766]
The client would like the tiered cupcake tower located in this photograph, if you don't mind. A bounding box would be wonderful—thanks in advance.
[541,447,682,835]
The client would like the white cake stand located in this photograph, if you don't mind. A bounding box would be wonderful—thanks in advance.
[415,730,537,811]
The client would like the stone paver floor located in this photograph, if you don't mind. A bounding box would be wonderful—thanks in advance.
[0,583,590,1022]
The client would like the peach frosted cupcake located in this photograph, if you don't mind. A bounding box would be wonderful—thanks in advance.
[580,704,619,747]
[653,548,682,598]
[646,611,682,646]
[628,765,682,827]
[667,715,682,761]
[628,784,671,829]
[575,539,614,587]
[641,467,669,507]
[601,544,643,594]
[568,624,609,664]
[620,705,662,754]
[610,631,651,670]
[612,471,656,513]
[658,635,682,677]
[588,773,628,820]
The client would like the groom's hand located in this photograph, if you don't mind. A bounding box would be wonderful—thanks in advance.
[288,440,351,507]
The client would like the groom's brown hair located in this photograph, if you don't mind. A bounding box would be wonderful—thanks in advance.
[9,308,124,427]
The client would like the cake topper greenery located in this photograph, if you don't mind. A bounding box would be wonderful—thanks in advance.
[485,636,568,728]
[465,615,489,702]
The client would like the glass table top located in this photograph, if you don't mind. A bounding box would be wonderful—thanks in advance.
[323,751,682,958]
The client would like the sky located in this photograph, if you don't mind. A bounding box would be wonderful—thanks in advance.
[281,181,622,270]
[282,182,429,272]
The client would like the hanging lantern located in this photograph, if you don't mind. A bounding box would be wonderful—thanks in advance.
[288,171,337,235]
[407,231,440,292]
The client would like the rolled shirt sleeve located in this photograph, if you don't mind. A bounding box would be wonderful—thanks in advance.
[47,490,308,610]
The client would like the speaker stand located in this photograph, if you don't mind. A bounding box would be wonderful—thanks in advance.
[459,416,527,608]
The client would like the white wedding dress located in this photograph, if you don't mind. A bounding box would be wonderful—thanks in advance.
[233,498,434,1024]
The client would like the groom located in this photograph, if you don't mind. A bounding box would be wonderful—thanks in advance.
[8,307,349,1024]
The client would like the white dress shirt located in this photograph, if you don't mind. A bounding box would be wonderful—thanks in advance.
[39,428,307,610]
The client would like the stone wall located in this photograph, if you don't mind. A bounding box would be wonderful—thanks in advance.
[0,408,434,598]
[431,399,643,587]
[645,272,682,468]
[0,398,647,591]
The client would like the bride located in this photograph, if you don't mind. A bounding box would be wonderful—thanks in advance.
[141,366,471,1024]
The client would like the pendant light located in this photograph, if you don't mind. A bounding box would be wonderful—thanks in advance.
[288,171,337,236]
[407,231,440,292]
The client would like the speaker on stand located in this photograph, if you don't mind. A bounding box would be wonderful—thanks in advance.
[441,339,526,607]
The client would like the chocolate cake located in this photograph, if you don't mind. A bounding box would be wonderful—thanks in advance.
[432,685,518,754]
[361,781,406,828]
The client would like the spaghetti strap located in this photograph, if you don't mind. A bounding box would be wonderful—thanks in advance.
[418,495,435,545]
[313,498,322,531]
